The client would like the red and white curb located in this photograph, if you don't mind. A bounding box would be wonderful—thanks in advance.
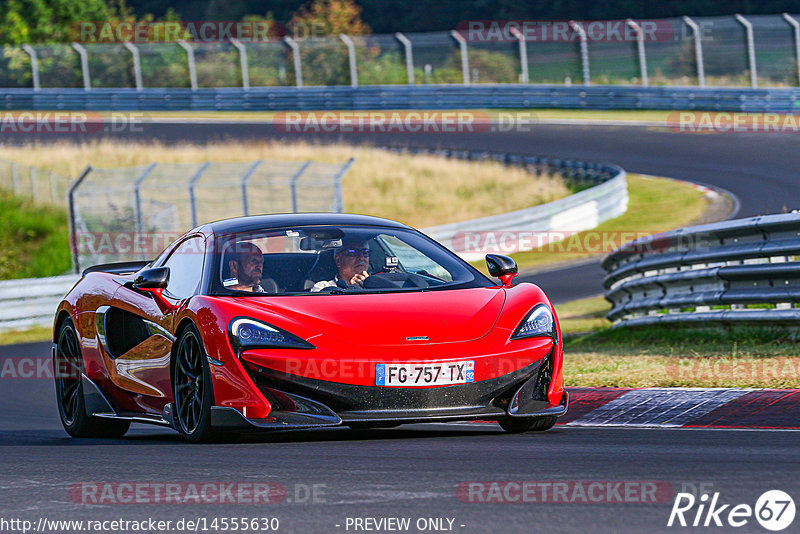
[559,387,800,429]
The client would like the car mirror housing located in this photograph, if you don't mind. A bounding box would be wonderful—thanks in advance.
[485,254,518,287]
[132,267,170,290]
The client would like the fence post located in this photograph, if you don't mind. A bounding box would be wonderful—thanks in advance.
[11,162,19,195]
[735,14,757,88]
[30,168,38,203]
[333,158,355,213]
[231,39,250,90]
[395,32,415,84]
[188,162,211,227]
[123,42,143,90]
[626,19,649,87]
[178,40,198,90]
[240,159,263,216]
[339,34,358,88]
[509,27,528,83]
[783,13,800,87]
[449,30,470,85]
[50,171,57,203]
[289,160,313,213]
[133,163,157,236]
[21,45,40,91]
[68,166,93,273]
[71,42,91,90]
[569,21,590,85]
[284,36,304,88]
[683,16,706,87]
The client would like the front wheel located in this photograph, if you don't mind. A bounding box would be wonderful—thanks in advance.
[172,324,218,443]
[498,416,557,433]
[55,318,129,438]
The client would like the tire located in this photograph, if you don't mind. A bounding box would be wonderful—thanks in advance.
[172,324,218,443]
[498,416,557,434]
[54,317,130,438]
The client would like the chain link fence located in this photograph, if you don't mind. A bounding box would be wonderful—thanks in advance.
[0,159,72,206]
[68,159,353,271]
[2,15,800,89]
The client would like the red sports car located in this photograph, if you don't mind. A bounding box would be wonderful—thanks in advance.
[53,214,567,442]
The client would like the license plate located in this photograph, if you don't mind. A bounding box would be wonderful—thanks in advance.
[375,361,475,386]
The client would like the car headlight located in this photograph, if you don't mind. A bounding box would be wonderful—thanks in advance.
[511,304,557,340]
[228,317,314,352]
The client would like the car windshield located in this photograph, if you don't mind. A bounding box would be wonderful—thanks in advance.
[209,225,493,296]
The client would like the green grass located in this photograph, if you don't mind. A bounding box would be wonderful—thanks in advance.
[471,174,710,275]
[556,296,800,388]
[0,189,71,279]
[0,326,52,345]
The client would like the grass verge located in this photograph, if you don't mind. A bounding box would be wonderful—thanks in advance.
[557,296,800,388]
[0,140,569,229]
[0,189,71,279]
[0,326,52,345]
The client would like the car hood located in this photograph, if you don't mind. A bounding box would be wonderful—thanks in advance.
[231,288,506,346]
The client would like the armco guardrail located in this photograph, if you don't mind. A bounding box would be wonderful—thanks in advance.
[1,85,800,113]
[0,274,79,332]
[603,212,800,328]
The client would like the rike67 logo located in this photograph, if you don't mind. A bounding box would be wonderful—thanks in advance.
[668,490,795,531]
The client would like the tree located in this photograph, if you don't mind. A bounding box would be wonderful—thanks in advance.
[289,0,370,38]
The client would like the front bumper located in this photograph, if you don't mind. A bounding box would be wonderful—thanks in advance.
[210,355,568,431]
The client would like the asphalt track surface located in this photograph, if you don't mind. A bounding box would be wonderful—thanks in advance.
[3,123,800,532]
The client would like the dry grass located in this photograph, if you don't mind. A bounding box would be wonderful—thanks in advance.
[0,140,569,228]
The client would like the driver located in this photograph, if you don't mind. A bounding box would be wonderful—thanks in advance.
[223,242,266,292]
[310,238,371,292]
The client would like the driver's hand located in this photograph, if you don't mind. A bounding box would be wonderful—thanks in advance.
[350,271,369,286]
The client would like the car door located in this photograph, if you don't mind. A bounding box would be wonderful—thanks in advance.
[98,235,206,413]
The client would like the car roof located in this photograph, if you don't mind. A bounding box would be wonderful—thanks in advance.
[197,213,412,236]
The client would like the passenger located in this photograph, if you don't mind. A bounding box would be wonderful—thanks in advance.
[310,239,371,292]
[223,242,266,292]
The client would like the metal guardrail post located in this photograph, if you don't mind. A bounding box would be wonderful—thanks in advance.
[188,162,211,227]
[289,160,313,213]
[11,163,18,195]
[783,13,800,86]
[231,39,250,90]
[123,42,143,91]
[340,34,358,88]
[569,21,590,85]
[71,42,91,91]
[735,14,758,88]
[509,27,529,84]
[683,17,706,87]
[395,32,415,84]
[178,40,198,90]
[284,36,303,88]
[332,158,355,213]
[50,171,57,203]
[626,19,649,87]
[68,166,93,273]
[30,167,37,203]
[240,159,263,216]
[21,45,40,91]
[450,30,470,85]
[133,163,157,236]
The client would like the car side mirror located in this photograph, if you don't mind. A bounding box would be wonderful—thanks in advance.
[132,267,170,290]
[485,254,518,287]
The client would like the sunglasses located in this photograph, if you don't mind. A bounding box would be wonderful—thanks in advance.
[341,247,370,256]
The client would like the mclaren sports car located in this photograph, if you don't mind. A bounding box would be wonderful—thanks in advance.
[53,213,567,442]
